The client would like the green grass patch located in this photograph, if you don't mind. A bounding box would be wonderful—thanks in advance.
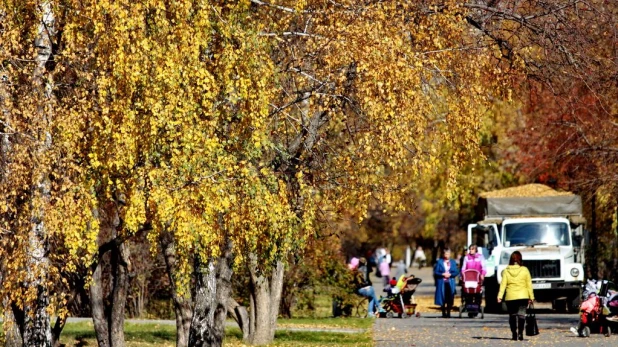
[60,321,177,346]
[225,327,372,346]
[2,318,371,346]
[276,317,373,330]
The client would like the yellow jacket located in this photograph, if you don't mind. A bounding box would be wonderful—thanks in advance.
[498,265,535,301]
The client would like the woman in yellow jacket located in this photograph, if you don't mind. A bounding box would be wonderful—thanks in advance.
[497,251,534,341]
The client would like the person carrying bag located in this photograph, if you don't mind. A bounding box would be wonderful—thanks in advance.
[497,251,535,341]
[526,302,540,336]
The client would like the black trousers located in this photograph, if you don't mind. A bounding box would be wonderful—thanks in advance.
[506,299,528,337]
[441,281,454,316]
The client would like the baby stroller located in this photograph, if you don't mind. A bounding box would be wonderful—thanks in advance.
[573,292,611,337]
[458,269,484,319]
[379,276,422,318]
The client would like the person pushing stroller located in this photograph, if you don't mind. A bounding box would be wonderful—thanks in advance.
[459,244,486,318]
[461,244,486,280]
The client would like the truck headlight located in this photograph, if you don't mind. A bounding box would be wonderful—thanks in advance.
[570,268,580,277]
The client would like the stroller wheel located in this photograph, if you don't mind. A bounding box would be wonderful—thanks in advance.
[604,325,612,337]
[401,312,409,319]
[581,326,590,337]
[480,306,484,319]
[386,311,394,319]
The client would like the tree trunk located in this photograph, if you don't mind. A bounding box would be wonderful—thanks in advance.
[3,303,24,347]
[90,201,131,347]
[90,258,110,347]
[226,298,250,339]
[189,235,234,347]
[1,34,21,347]
[90,241,131,347]
[110,243,130,347]
[51,317,65,347]
[160,229,193,347]
[246,258,285,345]
[22,1,56,345]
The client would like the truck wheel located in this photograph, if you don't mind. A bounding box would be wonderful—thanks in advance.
[569,296,581,313]
[553,299,567,313]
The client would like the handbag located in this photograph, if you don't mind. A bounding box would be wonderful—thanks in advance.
[525,303,540,336]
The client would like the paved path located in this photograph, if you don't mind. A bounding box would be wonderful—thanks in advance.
[372,265,616,346]
[373,311,617,347]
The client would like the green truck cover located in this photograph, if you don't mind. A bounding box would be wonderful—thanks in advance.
[477,194,583,219]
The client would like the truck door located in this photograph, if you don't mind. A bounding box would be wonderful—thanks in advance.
[467,223,500,277]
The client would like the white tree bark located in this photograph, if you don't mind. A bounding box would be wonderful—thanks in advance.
[189,231,234,347]
[0,11,22,346]
[23,1,56,346]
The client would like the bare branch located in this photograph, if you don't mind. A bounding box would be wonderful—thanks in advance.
[250,0,299,13]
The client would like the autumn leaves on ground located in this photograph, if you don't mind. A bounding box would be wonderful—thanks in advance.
[1,1,618,347]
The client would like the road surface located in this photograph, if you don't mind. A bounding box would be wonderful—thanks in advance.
[372,264,615,346]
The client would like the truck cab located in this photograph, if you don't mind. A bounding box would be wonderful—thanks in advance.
[468,217,585,312]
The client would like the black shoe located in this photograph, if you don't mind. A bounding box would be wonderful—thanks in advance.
[511,333,517,341]
[518,333,523,341]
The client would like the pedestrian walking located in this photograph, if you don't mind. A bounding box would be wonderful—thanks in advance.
[379,257,391,286]
[497,251,534,341]
[461,244,487,281]
[413,246,427,269]
[393,259,407,280]
[433,248,459,318]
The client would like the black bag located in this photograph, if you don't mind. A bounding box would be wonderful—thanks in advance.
[525,303,539,336]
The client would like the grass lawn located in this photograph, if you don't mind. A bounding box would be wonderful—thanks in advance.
[0,293,461,346]
[0,317,372,347]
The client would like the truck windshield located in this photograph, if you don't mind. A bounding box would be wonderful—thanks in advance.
[503,222,570,246]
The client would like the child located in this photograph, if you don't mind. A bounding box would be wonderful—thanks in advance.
[570,293,601,336]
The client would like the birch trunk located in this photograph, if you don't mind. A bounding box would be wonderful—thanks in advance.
[188,235,234,347]
[160,229,193,347]
[1,59,22,347]
[23,1,56,345]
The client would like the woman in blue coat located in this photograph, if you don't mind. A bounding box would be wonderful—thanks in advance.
[434,248,460,318]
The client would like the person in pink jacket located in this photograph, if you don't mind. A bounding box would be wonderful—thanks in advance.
[461,244,486,281]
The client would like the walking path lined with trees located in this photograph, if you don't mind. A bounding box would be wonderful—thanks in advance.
[2,1,618,346]
[372,267,607,347]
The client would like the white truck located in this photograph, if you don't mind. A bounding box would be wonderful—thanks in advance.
[467,184,587,312]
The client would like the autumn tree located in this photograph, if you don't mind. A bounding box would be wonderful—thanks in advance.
[0,1,101,346]
[220,0,506,344]
[2,2,584,347]
[461,1,618,276]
